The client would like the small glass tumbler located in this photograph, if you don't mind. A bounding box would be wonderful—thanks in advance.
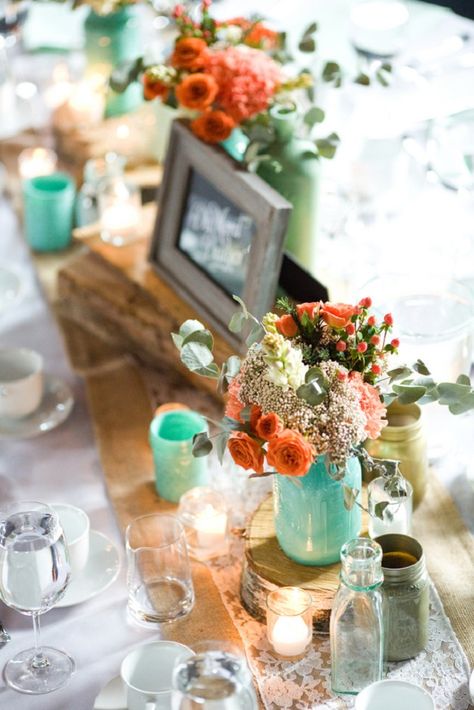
[98,174,141,246]
[172,641,258,709]
[149,410,210,504]
[266,587,313,659]
[178,486,229,561]
[368,476,413,538]
[126,513,194,626]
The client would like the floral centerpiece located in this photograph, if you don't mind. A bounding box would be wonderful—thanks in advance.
[173,296,474,565]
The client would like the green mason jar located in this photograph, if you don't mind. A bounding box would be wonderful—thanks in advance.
[376,533,429,662]
[256,105,320,276]
[84,6,143,118]
[364,400,428,507]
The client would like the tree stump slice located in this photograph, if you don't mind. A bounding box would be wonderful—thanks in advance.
[241,493,368,634]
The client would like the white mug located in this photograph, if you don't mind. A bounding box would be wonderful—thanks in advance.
[355,680,434,710]
[53,503,90,577]
[0,348,43,419]
[121,641,192,710]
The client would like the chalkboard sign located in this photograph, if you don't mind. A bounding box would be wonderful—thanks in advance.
[149,120,291,350]
[177,169,256,298]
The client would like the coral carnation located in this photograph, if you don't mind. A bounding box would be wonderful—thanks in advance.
[204,46,281,122]
[349,372,387,439]
[175,73,218,110]
[228,431,264,473]
[225,378,244,421]
[191,110,235,143]
[275,314,298,338]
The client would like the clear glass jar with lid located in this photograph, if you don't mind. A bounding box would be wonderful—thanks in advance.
[75,152,126,227]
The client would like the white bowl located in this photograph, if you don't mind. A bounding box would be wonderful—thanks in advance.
[355,680,434,710]
[0,348,43,419]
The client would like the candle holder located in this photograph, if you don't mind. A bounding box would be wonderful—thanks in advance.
[266,587,313,659]
[177,487,229,561]
[98,175,141,247]
[18,147,57,180]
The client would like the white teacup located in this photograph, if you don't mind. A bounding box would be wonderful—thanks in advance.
[53,503,90,577]
[121,641,192,710]
[355,680,434,710]
[0,348,43,419]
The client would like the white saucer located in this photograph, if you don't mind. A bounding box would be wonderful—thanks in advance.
[94,675,126,710]
[57,530,121,608]
[0,374,74,439]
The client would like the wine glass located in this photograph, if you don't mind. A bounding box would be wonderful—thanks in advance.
[0,0,30,139]
[0,501,75,694]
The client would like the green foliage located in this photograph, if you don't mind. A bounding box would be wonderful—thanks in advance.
[192,432,213,457]
[298,22,318,53]
[304,106,325,128]
[110,56,144,94]
[315,132,340,159]
[343,485,359,511]
[322,61,343,87]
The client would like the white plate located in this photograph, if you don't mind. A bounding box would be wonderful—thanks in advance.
[57,530,121,608]
[94,675,126,710]
[0,374,74,439]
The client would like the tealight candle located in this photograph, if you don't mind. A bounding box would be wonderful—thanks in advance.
[98,177,141,247]
[266,587,313,658]
[68,80,105,126]
[178,487,229,560]
[18,147,58,180]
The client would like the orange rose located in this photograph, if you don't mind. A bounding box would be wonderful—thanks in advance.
[267,429,315,477]
[228,432,264,474]
[321,302,356,329]
[255,412,283,441]
[296,302,320,321]
[171,37,208,70]
[250,405,262,432]
[175,73,218,110]
[191,110,235,143]
[143,75,169,102]
[275,314,298,337]
[245,23,279,50]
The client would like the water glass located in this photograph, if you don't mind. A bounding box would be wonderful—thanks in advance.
[126,514,194,626]
[0,501,74,694]
[368,476,413,538]
[172,641,258,709]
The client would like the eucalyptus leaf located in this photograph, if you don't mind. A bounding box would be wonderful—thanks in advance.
[392,383,427,404]
[217,361,228,394]
[387,366,412,382]
[355,72,370,86]
[171,332,183,350]
[298,37,316,52]
[315,132,340,159]
[182,329,214,350]
[343,485,359,511]
[448,394,474,414]
[249,471,277,478]
[322,61,341,82]
[304,106,325,127]
[180,342,213,372]
[195,363,220,378]
[179,319,205,339]
[215,431,230,464]
[437,382,471,405]
[413,359,430,376]
[228,311,246,334]
[303,21,318,35]
[192,432,213,457]
[383,392,398,405]
[296,382,326,406]
[457,373,471,386]
[225,355,241,380]
[374,501,390,520]
[222,416,245,431]
[246,321,265,347]
[375,69,390,87]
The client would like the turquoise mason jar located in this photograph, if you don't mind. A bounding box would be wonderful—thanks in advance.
[84,7,143,118]
[273,455,362,566]
[149,410,210,504]
[23,173,76,252]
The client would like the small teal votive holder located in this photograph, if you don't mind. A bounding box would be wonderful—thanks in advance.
[22,172,76,252]
[149,410,210,503]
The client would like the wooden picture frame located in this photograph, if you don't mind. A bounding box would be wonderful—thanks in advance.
[149,120,291,350]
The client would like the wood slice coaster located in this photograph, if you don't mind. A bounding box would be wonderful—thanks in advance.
[241,493,368,634]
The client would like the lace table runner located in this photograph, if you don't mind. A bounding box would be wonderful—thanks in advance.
[209,459,471,710]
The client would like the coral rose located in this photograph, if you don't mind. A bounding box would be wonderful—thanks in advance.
[225,378,244,422]
[296,302,320,321]
[175,73,218,110]
[267,429,315,477]
[171,38,208,70]
[228,432,264,474]
[255,412,283,441]
[321,302,356,329]
[191,110,235,143]
[143,75,169,101]
[275,314,298,337]
[349,372,387,439]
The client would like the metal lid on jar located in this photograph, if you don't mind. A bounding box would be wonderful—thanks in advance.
[375,533,425,583]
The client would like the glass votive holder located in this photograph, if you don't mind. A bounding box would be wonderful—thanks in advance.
[178,487,229,561]
[22,173,76,252]
[149,410,210,504]
[75,152,126,227]
[368,476,413,539]
[266,587,313,659]
[18,147,57,180]
[98,175,141,247]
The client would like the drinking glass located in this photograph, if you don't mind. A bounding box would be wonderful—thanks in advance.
[126,513,194,626]
[349,0,409,65]
[172,641,258,709]
[0,501,74,694]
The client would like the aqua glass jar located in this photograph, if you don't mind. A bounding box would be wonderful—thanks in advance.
[273,455,361,566]
[84,7,143,118]
[330,537,384,695]
[149,410,210,504]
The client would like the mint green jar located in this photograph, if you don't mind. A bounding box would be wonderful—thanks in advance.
[273,455,362,566]
[256,105,320,275]
[84,7,143,118]
[23,173,76,252]
[149,410,210,504]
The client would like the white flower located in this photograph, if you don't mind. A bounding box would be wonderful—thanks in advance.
[262,333,307,391]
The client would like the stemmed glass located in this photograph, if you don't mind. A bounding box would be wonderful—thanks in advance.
[0,501,75,694]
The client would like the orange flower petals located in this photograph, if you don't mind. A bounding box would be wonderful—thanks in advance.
[267,429,315,477]
[171,37,208,70]
[321,302,357,329]
[175,73,218,110]
[143,75,169,101]
[224,378,244,422]
[296,302,320,321]
[191,110,235,143]
[255,412,284,441]
[275,314,298,337]
[250,405,262,432]
[228,432,264,474]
